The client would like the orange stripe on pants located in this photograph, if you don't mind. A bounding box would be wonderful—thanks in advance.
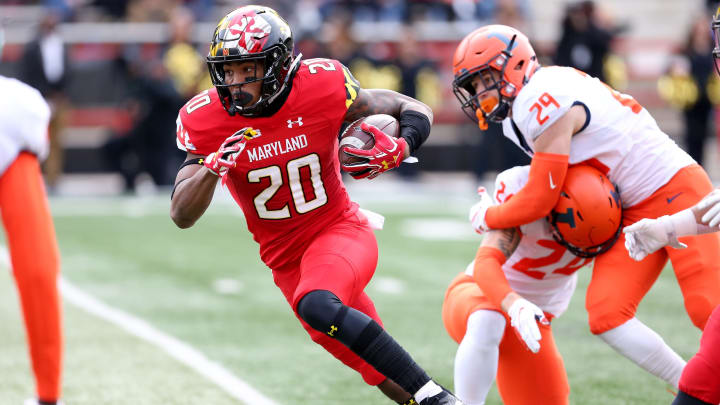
[587,165,720,334]
[0,152,63,401]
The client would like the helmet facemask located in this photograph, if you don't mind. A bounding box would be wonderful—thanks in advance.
[207,44,291,116]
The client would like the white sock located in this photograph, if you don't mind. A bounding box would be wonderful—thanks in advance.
[414,380,443,403]
[598,317,686,387]
[454,310,506,405]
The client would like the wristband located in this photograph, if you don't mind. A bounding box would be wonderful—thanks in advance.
[399,110,431,154]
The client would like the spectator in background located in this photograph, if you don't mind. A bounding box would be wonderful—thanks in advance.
[18,12,69,192]
[393,28,441,179]
[102,45,185,193]
[162,6,211,100]
[681,16,713,166]
[554,0,623,82]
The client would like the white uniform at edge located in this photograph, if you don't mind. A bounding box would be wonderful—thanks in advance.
[464,165,584,318]
[501,66,695,208]
[0,76,51,174]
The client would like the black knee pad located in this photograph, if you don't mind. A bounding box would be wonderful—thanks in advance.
[297,290,344,334]
[297,289,373,346]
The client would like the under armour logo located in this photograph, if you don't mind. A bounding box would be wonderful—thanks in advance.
[287,117,303,128]
[381,160,391,170]
[327,325,338,337]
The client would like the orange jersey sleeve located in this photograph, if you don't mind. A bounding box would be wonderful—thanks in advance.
[485,152,569,229]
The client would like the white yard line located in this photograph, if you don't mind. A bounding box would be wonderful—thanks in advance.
[0,246,280,405]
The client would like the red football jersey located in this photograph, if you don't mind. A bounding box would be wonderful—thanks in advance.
[176,58,362,269]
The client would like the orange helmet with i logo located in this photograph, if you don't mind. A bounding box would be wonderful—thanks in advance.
[452,25,538,129]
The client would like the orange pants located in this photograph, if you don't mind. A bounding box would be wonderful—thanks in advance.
[587,165,720,334]
[442,272,569,405]
[0,152,62,401]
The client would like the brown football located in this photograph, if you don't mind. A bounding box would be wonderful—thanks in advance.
[338,114,400,168]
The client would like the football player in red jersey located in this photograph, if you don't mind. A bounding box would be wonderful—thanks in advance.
[170,6,461,405]
[0,29,64,405]
[623,9,720,405]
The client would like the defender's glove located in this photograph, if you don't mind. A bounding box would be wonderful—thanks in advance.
[204,128,257,176]
[468,186,493,234]
[507,298,548,353]
[623,216,687,261]
[341,122,408,179]
[698,189,720,227]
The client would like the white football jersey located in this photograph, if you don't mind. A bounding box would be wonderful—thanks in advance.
[0,76,51,175]
[464,166,589,317]
[501,66,695,207]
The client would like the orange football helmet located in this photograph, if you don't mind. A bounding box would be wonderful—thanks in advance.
[452,25,538,129]
[549,165,622,258]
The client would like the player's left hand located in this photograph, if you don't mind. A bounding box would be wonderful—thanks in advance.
[623,216,687,261]
[341,122,408,179]
[698,189,720,227]
[507,298,548,354]
[204,128,256,176]
[468,187,492,234]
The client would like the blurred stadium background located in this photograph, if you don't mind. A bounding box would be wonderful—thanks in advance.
[0,0,716,404]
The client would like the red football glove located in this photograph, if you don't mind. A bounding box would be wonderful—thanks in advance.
[204,128,257,176]
[341,122,408,179]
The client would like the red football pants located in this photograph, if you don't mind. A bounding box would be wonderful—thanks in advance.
[0,152,62,401]
[272,211,386,385]
[588,165,720,334]
[442,272,569,405]
[678,305,720,404]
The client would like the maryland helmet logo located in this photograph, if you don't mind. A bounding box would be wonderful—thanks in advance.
[220,12,271,55]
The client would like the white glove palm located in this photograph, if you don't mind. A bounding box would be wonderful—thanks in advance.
[623,216,687,262]
[698,189,720,227]
[469,186,493,234]
[507,298,548,354]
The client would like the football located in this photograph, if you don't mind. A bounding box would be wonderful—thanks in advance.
[338,114,400,167]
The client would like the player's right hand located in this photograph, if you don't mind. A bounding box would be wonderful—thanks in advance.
[698,189,720,228]
[468,186,493,234]
[204,128,257,176]
[507,298,547,354]
[623,216,687,261]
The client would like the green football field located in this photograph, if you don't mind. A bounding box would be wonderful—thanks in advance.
[0,188,702,405]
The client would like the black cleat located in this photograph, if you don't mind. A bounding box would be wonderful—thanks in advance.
[418,389,464,405]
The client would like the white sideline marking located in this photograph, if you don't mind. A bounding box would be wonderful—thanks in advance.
[0,246,279,405]
[59,279,281,405]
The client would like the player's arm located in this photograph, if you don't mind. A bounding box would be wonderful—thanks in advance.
[480,105,586,231]
[472,227,521,309]
[344,88,433,159]
[170,152,219,229]
[474,227,547,353]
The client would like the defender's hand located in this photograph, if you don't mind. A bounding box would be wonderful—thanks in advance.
[623,216,687,261]
[204,128,256,176]
[507,298,547,354]
[698,189,720,227]
[341,122,408,179]
[469,187,493,234]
